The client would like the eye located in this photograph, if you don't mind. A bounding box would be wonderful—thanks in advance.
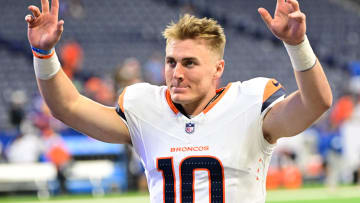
[166,58,176,68]
[183,60,195,68]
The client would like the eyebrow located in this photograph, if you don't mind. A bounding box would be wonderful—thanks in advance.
[165,56,199,62]
[182,57,198,62]
[165,56,175,61]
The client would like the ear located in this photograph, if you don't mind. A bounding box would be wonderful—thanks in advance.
[214,59,225,80]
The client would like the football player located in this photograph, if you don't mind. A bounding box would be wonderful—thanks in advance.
[25,0,332,202]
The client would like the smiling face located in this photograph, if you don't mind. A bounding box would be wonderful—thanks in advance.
[165,38,224,114]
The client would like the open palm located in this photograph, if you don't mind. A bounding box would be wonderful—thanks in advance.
[258,0,306,45]
[25,0,64,50]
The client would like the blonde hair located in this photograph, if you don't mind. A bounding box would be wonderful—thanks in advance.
[163,14,226,58]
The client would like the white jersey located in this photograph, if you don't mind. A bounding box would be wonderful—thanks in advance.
[116,77,285,203]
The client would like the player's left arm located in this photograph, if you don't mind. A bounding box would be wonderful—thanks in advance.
[258,0,332,143]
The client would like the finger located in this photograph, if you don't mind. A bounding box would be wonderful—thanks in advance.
[56,20,65,35]
[25,14,35,24]
[28,5,41,17]
[277,0,285,5]
[41,0,50,13]
[287,0,300,11]
[51,0,59,17]
[258,8,273,27]
[288,11,305,23]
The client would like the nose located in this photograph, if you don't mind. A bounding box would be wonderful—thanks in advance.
[173,63,184,81]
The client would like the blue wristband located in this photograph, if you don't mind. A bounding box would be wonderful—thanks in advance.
[31,46,52,55]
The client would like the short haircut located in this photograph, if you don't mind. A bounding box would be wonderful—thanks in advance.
[163,14,226,59]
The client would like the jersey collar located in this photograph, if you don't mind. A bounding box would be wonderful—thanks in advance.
[165,83,232,116]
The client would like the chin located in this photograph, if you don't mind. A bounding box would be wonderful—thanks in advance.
[171,93,191,104]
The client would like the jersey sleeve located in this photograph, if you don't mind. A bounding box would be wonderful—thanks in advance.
[241,77,286,116]
[259,78,286,153]
[241,77,286,154]
[116,87,127,122]
[260,78,286,118]
[115,84,145,160]
[114,83,161,166]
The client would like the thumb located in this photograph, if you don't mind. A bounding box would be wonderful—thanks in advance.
[258,8,273,27]
[25,15,35,25]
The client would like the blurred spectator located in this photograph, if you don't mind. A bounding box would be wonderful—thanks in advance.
[143,52,165,85]
[313,106,346,188]
[84,77,115,106]
[4,90,45,163]
[113,57,143,95]
[5,121,44,163]
[43,128,72,194]
[68,0,86,19]
[180,1,196,16]
[8,90,27,131]
[318,123,343,187]
[30,96,68,134]
[330,94,355,126]
[59,41,94,91]
[60,0,86,20]
[60,41,84,80]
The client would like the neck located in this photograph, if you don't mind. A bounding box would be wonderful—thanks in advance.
[176,90,219,118]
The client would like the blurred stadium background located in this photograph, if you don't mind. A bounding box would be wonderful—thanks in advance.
[0,0,360,202]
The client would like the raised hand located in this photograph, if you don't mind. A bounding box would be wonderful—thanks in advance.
[25,0,64,50]
[258,0,306,45]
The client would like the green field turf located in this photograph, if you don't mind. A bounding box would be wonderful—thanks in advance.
[0,186,359,203]
[266,186,360,203]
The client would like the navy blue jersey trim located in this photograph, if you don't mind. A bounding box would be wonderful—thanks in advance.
[174,103,190,118]
[116,105,127,121]
[261,88,286,113]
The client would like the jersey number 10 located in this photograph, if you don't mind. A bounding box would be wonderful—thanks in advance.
[157,156,224,203]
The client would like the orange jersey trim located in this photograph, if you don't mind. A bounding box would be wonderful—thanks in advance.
[165,83,232,115]
[165,89,180,114]
[117,87,127,112]
[263,79,283,103]
[203,83,232,114]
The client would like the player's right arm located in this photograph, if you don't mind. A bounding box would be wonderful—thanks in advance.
[25,0,131,144]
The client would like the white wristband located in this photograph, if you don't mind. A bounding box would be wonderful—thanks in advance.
[33,50,61,80]
[283,35,317,72]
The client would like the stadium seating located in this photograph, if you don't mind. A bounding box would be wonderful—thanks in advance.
[0,0,357,130]
[0,162,57,197]
[0,0,360,129]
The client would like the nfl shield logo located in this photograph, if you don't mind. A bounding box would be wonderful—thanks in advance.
[185,122,195,134]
